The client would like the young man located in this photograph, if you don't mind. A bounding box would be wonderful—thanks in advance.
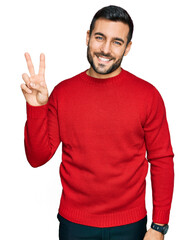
[21,5,174,240]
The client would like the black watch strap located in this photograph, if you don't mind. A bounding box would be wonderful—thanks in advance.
[151,222,169,235]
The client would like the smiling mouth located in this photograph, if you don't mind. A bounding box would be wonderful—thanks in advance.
[99,57,110,62]
[95,54,113,63]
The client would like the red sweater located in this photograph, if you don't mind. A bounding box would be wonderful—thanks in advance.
[24,68,174,227]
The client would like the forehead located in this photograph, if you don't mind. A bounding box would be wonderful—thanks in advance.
[92,18,129,41]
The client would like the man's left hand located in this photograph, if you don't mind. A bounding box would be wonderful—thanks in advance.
[143,228,164,240]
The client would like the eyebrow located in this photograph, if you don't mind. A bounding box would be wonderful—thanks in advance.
[94,32,125,44]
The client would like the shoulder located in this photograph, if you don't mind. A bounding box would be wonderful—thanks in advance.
[51,71,85,96]
[122,69,164,100]
[55,71,84,89]
[122,69,165,109]
[122,69,157,92]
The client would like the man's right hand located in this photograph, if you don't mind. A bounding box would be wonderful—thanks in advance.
[21,52,49,106]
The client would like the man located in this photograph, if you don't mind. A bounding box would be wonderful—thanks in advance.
[21,5,174,240]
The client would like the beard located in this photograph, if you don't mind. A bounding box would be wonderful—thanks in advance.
[87,44,126,75]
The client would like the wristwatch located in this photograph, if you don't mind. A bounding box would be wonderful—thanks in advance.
[151,222,169,235]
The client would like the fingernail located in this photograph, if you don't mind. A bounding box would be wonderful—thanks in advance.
[30,82,35,87]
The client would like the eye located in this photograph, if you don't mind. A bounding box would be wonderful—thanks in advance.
[95,36,103,41]
[113,41,122,46]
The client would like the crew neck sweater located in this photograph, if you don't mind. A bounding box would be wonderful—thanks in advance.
[24,68,174,227]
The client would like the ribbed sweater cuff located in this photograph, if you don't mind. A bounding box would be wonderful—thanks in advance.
[26,102,48,119]
[153,207,171,224]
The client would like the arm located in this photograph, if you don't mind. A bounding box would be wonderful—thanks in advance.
[144,87,174,224]
[21,52,61,167]
[24,88,61,167]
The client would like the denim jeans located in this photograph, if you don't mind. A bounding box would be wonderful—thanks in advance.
[57,213,147,240]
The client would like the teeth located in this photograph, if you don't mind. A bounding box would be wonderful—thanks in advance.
[98,57,110,62]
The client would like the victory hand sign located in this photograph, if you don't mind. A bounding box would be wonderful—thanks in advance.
[21,52,48,106]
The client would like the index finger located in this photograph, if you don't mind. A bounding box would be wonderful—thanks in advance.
[24,52,35,76]
[38,53,45,75]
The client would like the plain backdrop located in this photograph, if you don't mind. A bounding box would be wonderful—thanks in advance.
[0,0,194,239]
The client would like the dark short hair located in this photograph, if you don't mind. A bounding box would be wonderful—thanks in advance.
[89,5,134,44]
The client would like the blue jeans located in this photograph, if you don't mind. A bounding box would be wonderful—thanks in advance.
[57,213,147,240]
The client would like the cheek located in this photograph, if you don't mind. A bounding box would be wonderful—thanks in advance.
[89,41,103,52]
[116,47,126,58]
[112,50,122,60]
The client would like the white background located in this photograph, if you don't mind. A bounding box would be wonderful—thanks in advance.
[0,0,194,239]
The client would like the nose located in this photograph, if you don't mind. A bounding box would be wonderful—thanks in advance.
[100,40,111,55]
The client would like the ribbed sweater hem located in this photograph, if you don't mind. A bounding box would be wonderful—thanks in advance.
[58,205,147,228]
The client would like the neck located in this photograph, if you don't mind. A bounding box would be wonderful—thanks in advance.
[87,67,122,79]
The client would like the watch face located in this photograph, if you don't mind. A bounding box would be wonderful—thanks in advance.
[163,225,169,234]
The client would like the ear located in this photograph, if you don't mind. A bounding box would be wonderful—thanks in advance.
[86,30,90,46]
[124,41,132,56]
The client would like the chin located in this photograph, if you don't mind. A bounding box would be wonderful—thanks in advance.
[95,67,111,75]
